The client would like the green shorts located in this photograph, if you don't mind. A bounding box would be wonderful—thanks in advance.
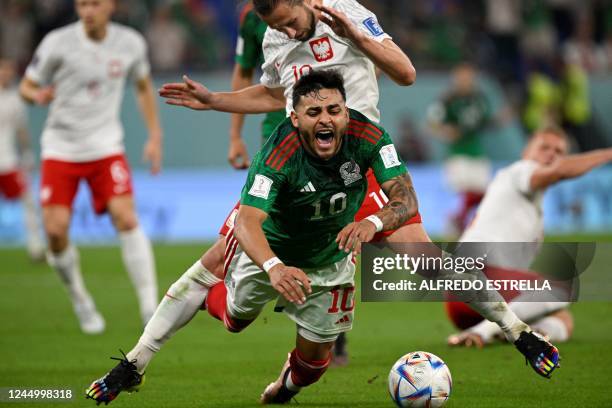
[225,244,356,343]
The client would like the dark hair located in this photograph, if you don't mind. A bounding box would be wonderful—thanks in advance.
[253,0,302,16]
[292,69,346,109]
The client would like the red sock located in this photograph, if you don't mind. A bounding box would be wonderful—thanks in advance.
[204,282,253,332]
[289,349,331,387]
[456,191,485,229]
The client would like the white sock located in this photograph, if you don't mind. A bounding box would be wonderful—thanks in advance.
[469,301,569,343]
[284,371,301,392]
[47,245,92,305]
[119,226,158,325]
[127,260,221,374]
[466,301,527,342]
[21,190,44,258]
[531,316,570,342]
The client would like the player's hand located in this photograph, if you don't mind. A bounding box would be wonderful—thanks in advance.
[268,264,312,305]
[34,86,54,105]
[158,75,214,110]
[143,136,162,174]
[228,137,251,169]
[313,4,364,43]
[336,219,377,256]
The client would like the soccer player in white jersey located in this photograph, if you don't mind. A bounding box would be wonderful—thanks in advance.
[447,126,612,347]
[0,57,45,261]
[19,0,163,334]
[159,0,560,379]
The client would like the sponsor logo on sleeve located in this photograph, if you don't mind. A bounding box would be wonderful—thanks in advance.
[363,17,384,37]
[235,36,245,56]
[249,174,273,199]
[379,145,401,169]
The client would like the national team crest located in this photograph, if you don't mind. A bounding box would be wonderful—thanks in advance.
[340,160,362,186]
[108,59,124,79]
[309,37,334,62]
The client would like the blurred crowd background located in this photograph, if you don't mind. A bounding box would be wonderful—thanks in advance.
[2,0,612,154]
[1,0,611,241]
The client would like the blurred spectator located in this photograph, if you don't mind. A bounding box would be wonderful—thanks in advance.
[0,0,35,70]
[563,12,607,73]
[396,116,430,163]
[171,0,226,70]
[145,5,188,72]
[113,0,151,31]
[484,0,523,87]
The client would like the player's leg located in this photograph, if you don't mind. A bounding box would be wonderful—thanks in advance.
[107,194,158,325]
[41,159,104,334]
[86,258,223,404]
[530,308,573,342]
[449,301,571,346]
[199,202,241,281]
[0,170,44,260]
[261,332,334,404]
[92,155,158,325]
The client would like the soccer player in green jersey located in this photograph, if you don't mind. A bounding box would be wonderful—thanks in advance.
[86,70,419,405]
[427,63,505,234]
[228,2,285,169]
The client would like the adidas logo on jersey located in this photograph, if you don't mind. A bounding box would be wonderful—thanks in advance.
[300,182,316,192]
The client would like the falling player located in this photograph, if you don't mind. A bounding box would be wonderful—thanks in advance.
[87,70,419,405]
[158,0,560,379]
[447,126,612,347]
[0,57,45,261]
[19,0,163,333]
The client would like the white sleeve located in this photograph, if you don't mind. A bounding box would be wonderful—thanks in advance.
[513,160,540,194]
[260,29,282,88]
[129,34,151,82]
[333,0,391,43]
[25,33,60,85]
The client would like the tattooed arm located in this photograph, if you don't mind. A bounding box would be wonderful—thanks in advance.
[336,173,419,255]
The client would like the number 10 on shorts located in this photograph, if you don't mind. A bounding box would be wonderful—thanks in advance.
[328,286,355,313]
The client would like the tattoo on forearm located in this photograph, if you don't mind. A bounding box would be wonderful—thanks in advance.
[378,174,418,230]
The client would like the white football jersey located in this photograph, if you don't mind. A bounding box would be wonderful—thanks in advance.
[261,0,391,123]
[0,88,27,173]
[25,21,151,162]
[460,160,544,268]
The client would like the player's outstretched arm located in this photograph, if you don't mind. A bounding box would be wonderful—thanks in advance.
[234,205,312,304]
[136,76,163,174]
[19,77,54,106]
[336,174,418,255]
[530,147,612,190]
[159,76,285,114]
[314,4,416,86]
[228,64,256,169]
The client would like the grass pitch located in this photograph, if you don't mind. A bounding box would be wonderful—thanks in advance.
[1,242,611,407]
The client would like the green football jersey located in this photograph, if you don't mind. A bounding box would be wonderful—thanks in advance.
[235,4,285,142]
[440,91,492,157]
[240,109,408,269]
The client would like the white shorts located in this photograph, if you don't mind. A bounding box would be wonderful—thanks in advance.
[445,156,491,192]
[225,244,356,343]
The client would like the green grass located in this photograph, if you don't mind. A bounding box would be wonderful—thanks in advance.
[1,242,611,408]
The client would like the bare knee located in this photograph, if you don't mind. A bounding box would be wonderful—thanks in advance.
[43,207,71,252]
[108,196,139,232]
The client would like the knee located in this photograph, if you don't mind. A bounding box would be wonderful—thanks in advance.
[552,309,574,338]
[288,349,331,387]
[44,216,69,247]
[112,211,139,232]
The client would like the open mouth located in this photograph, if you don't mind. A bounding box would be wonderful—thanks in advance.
[315,130,334,148]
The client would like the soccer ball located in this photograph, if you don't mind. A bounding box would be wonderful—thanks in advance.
[388,351,452,408]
